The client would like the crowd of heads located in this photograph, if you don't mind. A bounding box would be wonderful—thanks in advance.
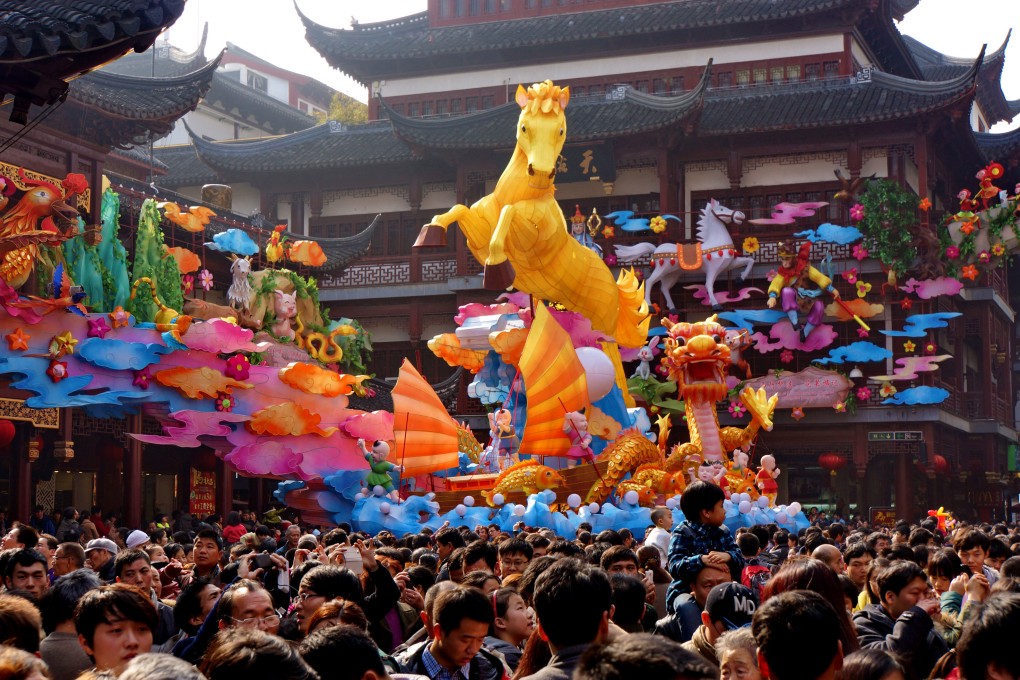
[0,497,1019,680]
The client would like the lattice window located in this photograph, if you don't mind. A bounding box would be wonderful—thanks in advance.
[753,68,767,84]
[717,72,733,88]
[736,70,750,86]
[806,63,821,81]
[481,95,494,109]
[787,65,801,81]
[671,75,685,92]
[451,99,462,114]
[824,61,840,78]
[465,97,477,113]
[653,78,667,94]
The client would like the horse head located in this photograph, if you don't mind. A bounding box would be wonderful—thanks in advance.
[514,80,570,190]
[697,199,746,246]
[707,198,745,226]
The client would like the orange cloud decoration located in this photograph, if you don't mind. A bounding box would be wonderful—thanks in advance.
[287,241,328,267]
[165,247,201,274]
[489,327,529,368]
[155,366,252,399]
[428,333,487,373]
[278,362,367,397]
[825,298,884,320]
[248,402,338,437]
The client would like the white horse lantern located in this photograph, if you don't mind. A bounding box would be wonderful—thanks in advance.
[614,200,754,310]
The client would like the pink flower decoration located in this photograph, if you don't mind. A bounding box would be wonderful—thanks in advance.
[945,245,960,260]
[856,387,872,402]
[852,244,869,261]
[857,327,870,339]
[766,269,778,282]
[224,354,251,380]
[604,254,617,266]
[728,401,746,418]
[199,269,214,291]
[841,268,858,284]
[780,349,794,364]
[850,204,865,222]
[133,367,151,389]
[215,392,234,412]
[182,274,194,295]
[87,317,111,339]
[977,250,991,264]
[655,363,669,377]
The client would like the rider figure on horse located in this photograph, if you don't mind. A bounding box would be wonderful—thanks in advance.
[766,240,840,338]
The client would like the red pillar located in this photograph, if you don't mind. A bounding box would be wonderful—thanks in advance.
[896,450,913,522]
[217,456,234,517]
[125,415,143,529]
[13,428,32,523]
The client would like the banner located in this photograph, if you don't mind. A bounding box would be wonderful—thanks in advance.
[189,467,216,517]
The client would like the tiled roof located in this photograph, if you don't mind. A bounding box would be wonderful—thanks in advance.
[109,145,169,172]
[153,144,219,188]
[300,0,860,84]
[101,22,208,77]
[186,119,417,174]
[203,70,316,135]
[902,32,1016,124]
[699,61,981,135]
[974,127,1020,164]
[384,63,711,149]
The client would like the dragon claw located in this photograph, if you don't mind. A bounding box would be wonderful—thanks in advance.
[740,386,778,431]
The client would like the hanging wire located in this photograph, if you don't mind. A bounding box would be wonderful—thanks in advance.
[0,94,67,157]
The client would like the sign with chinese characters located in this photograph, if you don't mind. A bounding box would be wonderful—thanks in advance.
[190,467,216,517]
[556,142,616,184]
[868,431,923,442]
[869,506,896,527]
[743,366,852,409]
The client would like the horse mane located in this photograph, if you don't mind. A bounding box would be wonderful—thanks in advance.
[696,202,711,242]
[521,80,569,115]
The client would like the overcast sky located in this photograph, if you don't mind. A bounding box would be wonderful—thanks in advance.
[165,0,1018,131]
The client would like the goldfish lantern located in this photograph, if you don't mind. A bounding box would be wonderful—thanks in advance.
[576,346,616,402]
[818,452,847,477]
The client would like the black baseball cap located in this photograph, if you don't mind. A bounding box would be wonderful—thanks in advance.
[705,582,757,630]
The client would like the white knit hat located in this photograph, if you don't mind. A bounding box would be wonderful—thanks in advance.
[126,529,149,549]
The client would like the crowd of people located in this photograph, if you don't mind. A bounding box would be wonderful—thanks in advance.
[1,482,1019,680]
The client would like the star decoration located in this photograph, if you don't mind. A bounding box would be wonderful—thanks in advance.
[133,367,152,389]
[46,359,68,382]
[903,341,916,353]
[791,407,805,421]
[918,198,932,211]
[109,306,131,328]
[900,298,913,310]
[87,317,111,339]
[5,328,30,351]
[961,265,979,281]
[49,331,77,357]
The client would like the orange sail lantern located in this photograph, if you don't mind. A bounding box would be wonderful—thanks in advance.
[392,359,460,477]
[518,303,588,457]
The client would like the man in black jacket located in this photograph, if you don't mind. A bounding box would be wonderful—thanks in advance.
[853,561,948,680]
[400,586,504,680]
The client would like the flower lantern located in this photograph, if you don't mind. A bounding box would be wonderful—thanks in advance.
[818,452,848,477]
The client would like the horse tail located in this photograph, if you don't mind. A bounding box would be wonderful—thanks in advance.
[612,242,657,263]
[613,268,651,348]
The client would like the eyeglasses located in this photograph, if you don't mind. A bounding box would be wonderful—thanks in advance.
[296,591,323,602]
[229,614,281,628]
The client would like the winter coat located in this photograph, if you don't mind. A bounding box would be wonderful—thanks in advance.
[853,604,948,680]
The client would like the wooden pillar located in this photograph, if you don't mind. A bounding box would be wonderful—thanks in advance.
[12,425,33,523]
[125,414,143,529]
[896,448,912,522]
[658,149,678,213]
[217,456,234,517]
[309,189,323,219]
[727,150,742,190]
[853,424,869,516]
[676,161,686,217]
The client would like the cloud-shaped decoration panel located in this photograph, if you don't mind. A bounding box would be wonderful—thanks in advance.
[204,228,259,256]
[78,337,172,370]
[814,341,893,365]
[881,386,950,405]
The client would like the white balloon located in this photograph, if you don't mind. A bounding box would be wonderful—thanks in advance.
[738,500,752,514]
[575,347,617,402]
[492,493,505,506]
[463,496,475,507]
[379,502,391,514]
[567,494,582,509]
[788,502,802,515]
[665,497,678,509]
[588,502,600,514]
[354,493,365,501]
[623,490,640,505]
[776,512,789,524]
[372,485,386,497]
[360,488,370,496]
[513,504,526,516]
[757,496,770,509]
[602,503,615,513]
[455,504,467,517]
[544,491,556,503]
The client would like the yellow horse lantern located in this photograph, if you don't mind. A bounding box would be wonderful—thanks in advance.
[414,80,649,348]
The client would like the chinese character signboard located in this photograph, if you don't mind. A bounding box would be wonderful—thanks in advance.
[556,142,616,184]
[743,366,852,409]
[190,467,216,516]
[870,506,896,527]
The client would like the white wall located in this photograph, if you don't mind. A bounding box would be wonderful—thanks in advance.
[320,188,410,217]
[374,34,845,97]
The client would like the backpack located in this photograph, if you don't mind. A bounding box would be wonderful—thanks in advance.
[741,563,771,599]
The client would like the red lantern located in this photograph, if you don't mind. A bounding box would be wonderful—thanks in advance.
[0,419,15,449]
[932,455,949,475]
[818,452,848,477]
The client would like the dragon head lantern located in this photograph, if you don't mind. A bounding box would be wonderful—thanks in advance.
[661,316,732,404]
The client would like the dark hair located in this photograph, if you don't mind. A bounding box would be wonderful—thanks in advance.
[174,577,215,635]
[1000,556,1020,578]
[927,548,965,581]
[875,561,926,602]
[435,527,466,550]
[609,575,647,633]
[434,585,494,634]
[679,481,725,523]
[737,533,761,558]
[533,559,611,648]
[148,529,167,545]
[40,568,102,632]
[517,555,557,607]
[461,570,500,593]
[114,549,151,579]
[840,648,904,680]
[8,526,39,550]
[525,534,551,551]
[0,645,51,679]
[406,565,436,593]
[75,584,157,647]
[498,539,534,561]
[957,592,1020,680]
[301,565,365,604]
[490,587,520,636]
[3,549,47,582]
[299,624,381,680]
[306,599,369,633]
[864,532,888,554]
[0,593,43,652]
[226,512,242,527]
[650,508,671,525]
[195,528,223,551]
[463,540,498,571]
[595,530,622,546]
[574,633,717,680]
[907,528,933,548]
[843,543,875,563]
[953,528,990,554]
[753,591,841,680]
[838,574,860,606]
[547,540,584,558]
[761,558,859,654]
[200,628,318,680]
[599,545,639,572]
[164,542,185,561]
[883,544,914,563]
[988,538,1011,562]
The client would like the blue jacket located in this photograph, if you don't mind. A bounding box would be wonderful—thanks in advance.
[665,520,743,613]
